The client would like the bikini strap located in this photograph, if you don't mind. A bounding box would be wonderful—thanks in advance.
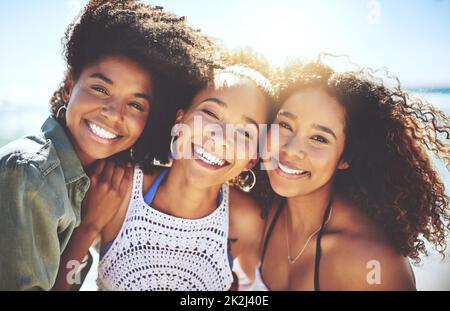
[260,198,286,267]
[313,197,333,291]
[143,168,170,205]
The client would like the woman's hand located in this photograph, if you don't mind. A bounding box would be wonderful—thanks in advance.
[54,161,133,290]
[81,160,133,234]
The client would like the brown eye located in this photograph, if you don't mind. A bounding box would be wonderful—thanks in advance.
[311,135,329,144]
[129,102,144,112]
[201,108,219,119]
[279,121,292,131]
[91,85,109,95]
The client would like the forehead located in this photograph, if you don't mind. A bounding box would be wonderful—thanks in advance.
[281,89,346,131]
[192,83,269,124]
[81,56,153,89]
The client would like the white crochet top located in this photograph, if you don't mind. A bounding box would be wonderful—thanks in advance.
[96,167,234,291]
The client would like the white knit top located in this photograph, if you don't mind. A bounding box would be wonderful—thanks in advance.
[96,167,234,291]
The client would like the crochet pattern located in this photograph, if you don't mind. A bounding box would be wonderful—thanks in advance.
[97,167,233,291]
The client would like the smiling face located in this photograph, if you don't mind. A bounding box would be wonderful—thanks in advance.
[172,79,269,188]
[266,88,349,198]
[64,56,153,166]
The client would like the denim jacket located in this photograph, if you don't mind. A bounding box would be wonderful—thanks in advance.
[0,116,90,290]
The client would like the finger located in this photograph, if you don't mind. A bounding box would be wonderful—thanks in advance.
[100,160,116,185]
[88,160,105,186]
[91,159,106,177]
[111,164,125,192]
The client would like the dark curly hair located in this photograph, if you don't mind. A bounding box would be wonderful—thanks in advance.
[217,47,277,117]
[50,0,216,166]
[255,58,450,264]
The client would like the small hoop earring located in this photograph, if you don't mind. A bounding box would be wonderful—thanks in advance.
[56,105,67,120]
[170,135,177,157]
[170,123,182,155]
[233,169,256,192]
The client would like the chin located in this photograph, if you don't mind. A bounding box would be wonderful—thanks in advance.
[268,177,303,198]
[272,186,302,198]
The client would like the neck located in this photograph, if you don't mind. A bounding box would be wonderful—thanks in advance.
[78,152,96,169]
[285,181,334,235]
[155,161,222,219]
[66,128,96,170]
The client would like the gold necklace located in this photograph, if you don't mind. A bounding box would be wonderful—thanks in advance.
[284,206,333,264]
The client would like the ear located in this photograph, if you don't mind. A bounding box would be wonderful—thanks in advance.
[62,74,74,103]
[174,109,185,124]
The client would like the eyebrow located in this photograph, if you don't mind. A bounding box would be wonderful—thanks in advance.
[200,97,258,128]
[243,116,258,129]
[134,93,152,104]
[277,109,297,120]
[89,72,113,85]
[89,72,152,104]
[278,109,337,139]
[312,124,337,139]
[200,97,227,107]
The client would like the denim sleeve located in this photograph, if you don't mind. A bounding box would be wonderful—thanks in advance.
[0,161,61,291]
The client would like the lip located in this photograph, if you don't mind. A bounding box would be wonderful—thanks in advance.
[83,119,123,145]
[274,159,311,180]
[191,143,230,171]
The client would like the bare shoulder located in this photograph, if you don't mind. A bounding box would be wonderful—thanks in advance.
[228,187,265,253]
[229,187,264,231]
[322,234,416,290]
[319,198,416,290]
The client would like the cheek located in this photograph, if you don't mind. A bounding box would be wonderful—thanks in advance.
[308,147,342,174]
[181,114,202,137]
[66,89,101,117]
[126,113,148,140]
[233,135,259,161]
[267,130,282,156]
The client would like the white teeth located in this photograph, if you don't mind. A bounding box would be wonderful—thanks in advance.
[278,162,307,175]
[87,122,118,140]
[193,145,226,167]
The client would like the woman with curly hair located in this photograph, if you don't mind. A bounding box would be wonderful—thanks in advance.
[0,0,214,290]
[252,60,449,290]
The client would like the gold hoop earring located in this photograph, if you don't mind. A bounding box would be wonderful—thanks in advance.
[56,105,67,120]
[233,169,256,192]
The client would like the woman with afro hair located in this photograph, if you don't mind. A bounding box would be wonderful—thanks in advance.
[0,0,215,290]
[251,59,449,290]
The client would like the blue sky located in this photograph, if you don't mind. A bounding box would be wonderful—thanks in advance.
[0,0,449,107]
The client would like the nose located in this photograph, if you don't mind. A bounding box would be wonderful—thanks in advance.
[101,99,124,122]
[204,125,227,154]
[282,135,306,160]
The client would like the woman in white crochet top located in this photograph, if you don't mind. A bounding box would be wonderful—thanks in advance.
[57,61,276,290]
